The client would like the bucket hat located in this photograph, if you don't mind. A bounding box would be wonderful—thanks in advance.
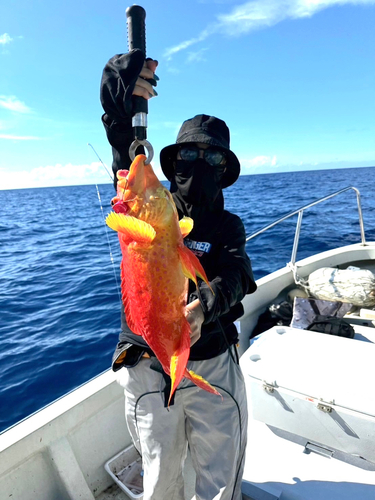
[160,114,240,188]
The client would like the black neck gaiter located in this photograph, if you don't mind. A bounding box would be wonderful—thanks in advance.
[174,159,223,205]
[170,159,225,240]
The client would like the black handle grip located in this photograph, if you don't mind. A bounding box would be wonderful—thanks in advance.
[126,5,147,122]
[126,5,146,55]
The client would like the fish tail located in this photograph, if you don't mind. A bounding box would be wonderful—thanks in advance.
[168,354,186,406]
[184,369,222,398]
[168,322,191,406]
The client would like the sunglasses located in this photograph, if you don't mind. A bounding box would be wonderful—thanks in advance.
[179,146,226,167]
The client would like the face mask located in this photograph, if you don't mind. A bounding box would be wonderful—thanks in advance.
[174,159,223,206]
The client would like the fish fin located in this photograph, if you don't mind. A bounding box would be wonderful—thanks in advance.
[106,212,156,244]
[184,369,222,398]
[179,217,194,238]
[177,245,214,293]
[168,320,191,406]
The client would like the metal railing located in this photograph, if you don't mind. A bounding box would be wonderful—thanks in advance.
[245,186,366,266]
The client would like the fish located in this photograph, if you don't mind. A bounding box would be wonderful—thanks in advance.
[106,154,220,405]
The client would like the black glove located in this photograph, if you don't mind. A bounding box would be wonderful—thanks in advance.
[100,49,145,125]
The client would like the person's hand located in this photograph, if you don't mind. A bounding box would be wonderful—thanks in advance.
[100,49,158,123]
[185,299,205,347]
[133,58,158,100]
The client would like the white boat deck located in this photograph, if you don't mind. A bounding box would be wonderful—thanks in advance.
[241,320,375,500]
[97,451,197,500]
[243,418,375,500]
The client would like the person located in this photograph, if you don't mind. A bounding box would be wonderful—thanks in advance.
[100,49,257,500]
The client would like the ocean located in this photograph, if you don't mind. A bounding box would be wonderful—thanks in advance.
[1,166,374,432]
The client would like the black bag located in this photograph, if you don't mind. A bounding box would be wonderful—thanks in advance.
[306,315,355,339]
[251,301,293,339]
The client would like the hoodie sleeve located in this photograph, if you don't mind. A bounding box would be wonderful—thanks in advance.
[100,49,146,189]
[102,114,146,189]
[191,212,257,325]
[101,115,134,189]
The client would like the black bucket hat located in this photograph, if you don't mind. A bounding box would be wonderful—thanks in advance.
[160,114,240,188]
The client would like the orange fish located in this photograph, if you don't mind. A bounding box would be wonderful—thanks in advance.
[106,154,220,404]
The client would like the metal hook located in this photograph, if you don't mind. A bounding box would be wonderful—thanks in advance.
[129,139,154,165]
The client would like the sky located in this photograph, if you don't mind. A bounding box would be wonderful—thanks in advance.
[0,0,374,189]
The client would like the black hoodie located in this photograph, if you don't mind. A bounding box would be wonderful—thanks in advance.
[102,118,257,369]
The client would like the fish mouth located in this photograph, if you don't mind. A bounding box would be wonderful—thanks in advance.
[112,163,149,217]
[112,169,132,214]
[111,198,131,215]
[111,193,143,216]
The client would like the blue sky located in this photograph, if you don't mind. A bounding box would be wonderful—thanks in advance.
[1,0,374,189]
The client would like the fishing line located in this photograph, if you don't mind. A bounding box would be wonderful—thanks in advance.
[89,142,129,202]
[95,185,122,306]
[88,142,114,182]
[88,143,122,306]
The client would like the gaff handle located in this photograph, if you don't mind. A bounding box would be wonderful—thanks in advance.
[126,5,146,54]
[126,5,147,134]
[126,5,153,164]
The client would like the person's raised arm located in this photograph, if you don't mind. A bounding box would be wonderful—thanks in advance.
[100,49,158,187]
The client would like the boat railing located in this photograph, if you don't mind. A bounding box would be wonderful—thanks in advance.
[246,186,366,266]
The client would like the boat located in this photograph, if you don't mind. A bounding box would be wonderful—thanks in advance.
[239,186,375,500]
[1,186,375,500]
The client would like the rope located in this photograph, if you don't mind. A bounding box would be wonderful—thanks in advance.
[287,261,310,296]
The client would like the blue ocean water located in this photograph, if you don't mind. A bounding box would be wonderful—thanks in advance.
[0,167,374,432]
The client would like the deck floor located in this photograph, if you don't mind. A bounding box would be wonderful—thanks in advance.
[98,450,196,500]
[97,452,254,500]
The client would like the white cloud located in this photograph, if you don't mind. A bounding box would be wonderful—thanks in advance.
[30,162,109,182]
[164,0,375,58]
[0,33,13,45]
[0,134,41,140]
[187,48,209,63]
[241,154,277,170]
[164,37,203,60]
[0,95,32,114]
[0,162,111,190]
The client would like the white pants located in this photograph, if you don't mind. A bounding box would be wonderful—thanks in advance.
[118,348,248,500]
